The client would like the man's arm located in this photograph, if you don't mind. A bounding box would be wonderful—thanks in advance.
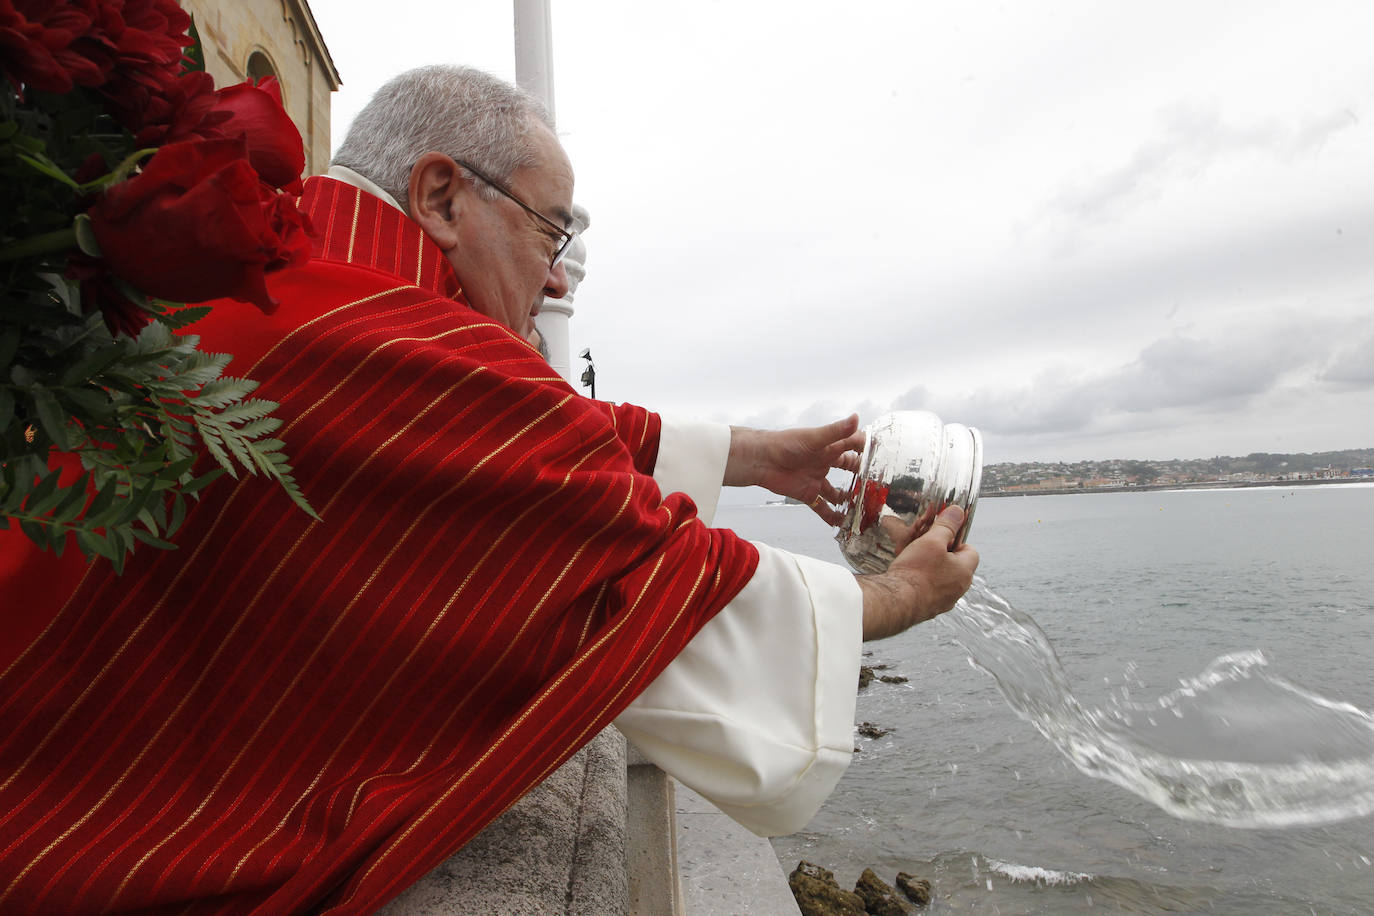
[583,400,662,475]
[724,414,865,525]
[618,493,977,837]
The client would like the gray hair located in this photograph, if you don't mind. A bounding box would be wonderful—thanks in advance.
[332,65,554,210]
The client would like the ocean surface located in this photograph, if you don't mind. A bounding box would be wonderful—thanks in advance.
[716,484,1374,914]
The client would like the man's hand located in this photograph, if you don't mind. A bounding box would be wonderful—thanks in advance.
[855,505,979,641]
[725,415,866,526]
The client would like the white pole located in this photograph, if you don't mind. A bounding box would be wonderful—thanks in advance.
[514,0,579,385]
[513,0,556,125]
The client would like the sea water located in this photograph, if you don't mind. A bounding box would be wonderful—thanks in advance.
[718,484,1374,914]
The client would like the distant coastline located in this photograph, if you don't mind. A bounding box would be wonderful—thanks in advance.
[982,476,1371,498]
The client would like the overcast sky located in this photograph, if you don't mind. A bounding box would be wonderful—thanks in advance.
[309,1,1374,465]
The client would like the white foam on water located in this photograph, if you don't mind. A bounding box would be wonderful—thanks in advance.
[987,858,1093,886]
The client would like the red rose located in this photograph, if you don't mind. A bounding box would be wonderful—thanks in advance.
[0,0,105,94]
[1,0,190,100]
[107,0,190,68]
[80,0,192,133]
[87,137,312,312]
[132,75,305,194]
[126,67,221,145]
[96,10,194,131]
[196,77,305,193]
[80,0,190,80]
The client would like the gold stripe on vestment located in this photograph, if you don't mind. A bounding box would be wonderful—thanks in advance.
[273,326,476,443]
[0,553,100,690]
[345,185,361,264]
[243,285,426,378]
[577,581,612,650]
[414,231,424,287]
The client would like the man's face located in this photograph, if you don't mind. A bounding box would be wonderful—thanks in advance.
[447,124,575,339]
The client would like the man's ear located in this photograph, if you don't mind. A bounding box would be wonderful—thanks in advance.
[408,152,466,250]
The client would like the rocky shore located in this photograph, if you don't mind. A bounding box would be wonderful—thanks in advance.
[857,660,908,691]
[788,861,931,915]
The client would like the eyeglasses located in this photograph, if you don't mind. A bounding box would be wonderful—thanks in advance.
[455,159,576,269]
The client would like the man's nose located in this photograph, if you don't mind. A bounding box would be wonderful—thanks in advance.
[543,260,570,301]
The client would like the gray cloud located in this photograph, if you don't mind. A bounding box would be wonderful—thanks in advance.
[1321,330,1374,387]
[1040,104,1359,231]
[1102,331,1321,413]
[879,320,1359,447]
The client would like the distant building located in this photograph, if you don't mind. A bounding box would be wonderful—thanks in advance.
[1353,467,1374,478]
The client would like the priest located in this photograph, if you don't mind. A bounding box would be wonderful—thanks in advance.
[0,65,978,915]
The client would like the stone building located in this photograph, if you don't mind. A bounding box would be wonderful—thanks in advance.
[179,0,340,176]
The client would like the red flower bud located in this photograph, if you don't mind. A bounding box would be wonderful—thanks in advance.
[66,252,154,338]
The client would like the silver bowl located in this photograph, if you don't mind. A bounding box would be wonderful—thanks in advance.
[835,410,983,574]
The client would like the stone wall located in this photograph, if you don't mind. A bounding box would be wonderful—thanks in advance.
[376,730,802,915]
[377,729,632,916]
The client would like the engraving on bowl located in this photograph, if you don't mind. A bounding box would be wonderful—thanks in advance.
[836,410,983,575]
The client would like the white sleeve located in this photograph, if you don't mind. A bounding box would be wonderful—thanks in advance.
[651,414,729,525]
[614,541,862,837]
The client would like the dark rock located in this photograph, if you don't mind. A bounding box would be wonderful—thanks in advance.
[788,861,867,916]
[861,663,909,690]
[856,722,890,739]
[895,871,932,906]
[854,868,917,915]
[794,860,836,884]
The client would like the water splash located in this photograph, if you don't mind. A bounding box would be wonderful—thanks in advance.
[943,577,1374,827]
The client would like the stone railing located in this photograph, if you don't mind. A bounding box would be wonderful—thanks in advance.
[377,729,799,915]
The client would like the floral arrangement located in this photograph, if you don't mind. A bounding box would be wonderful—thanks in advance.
[1,0,316,572]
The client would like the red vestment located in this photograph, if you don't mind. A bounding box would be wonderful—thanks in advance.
[0,177,759,915]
